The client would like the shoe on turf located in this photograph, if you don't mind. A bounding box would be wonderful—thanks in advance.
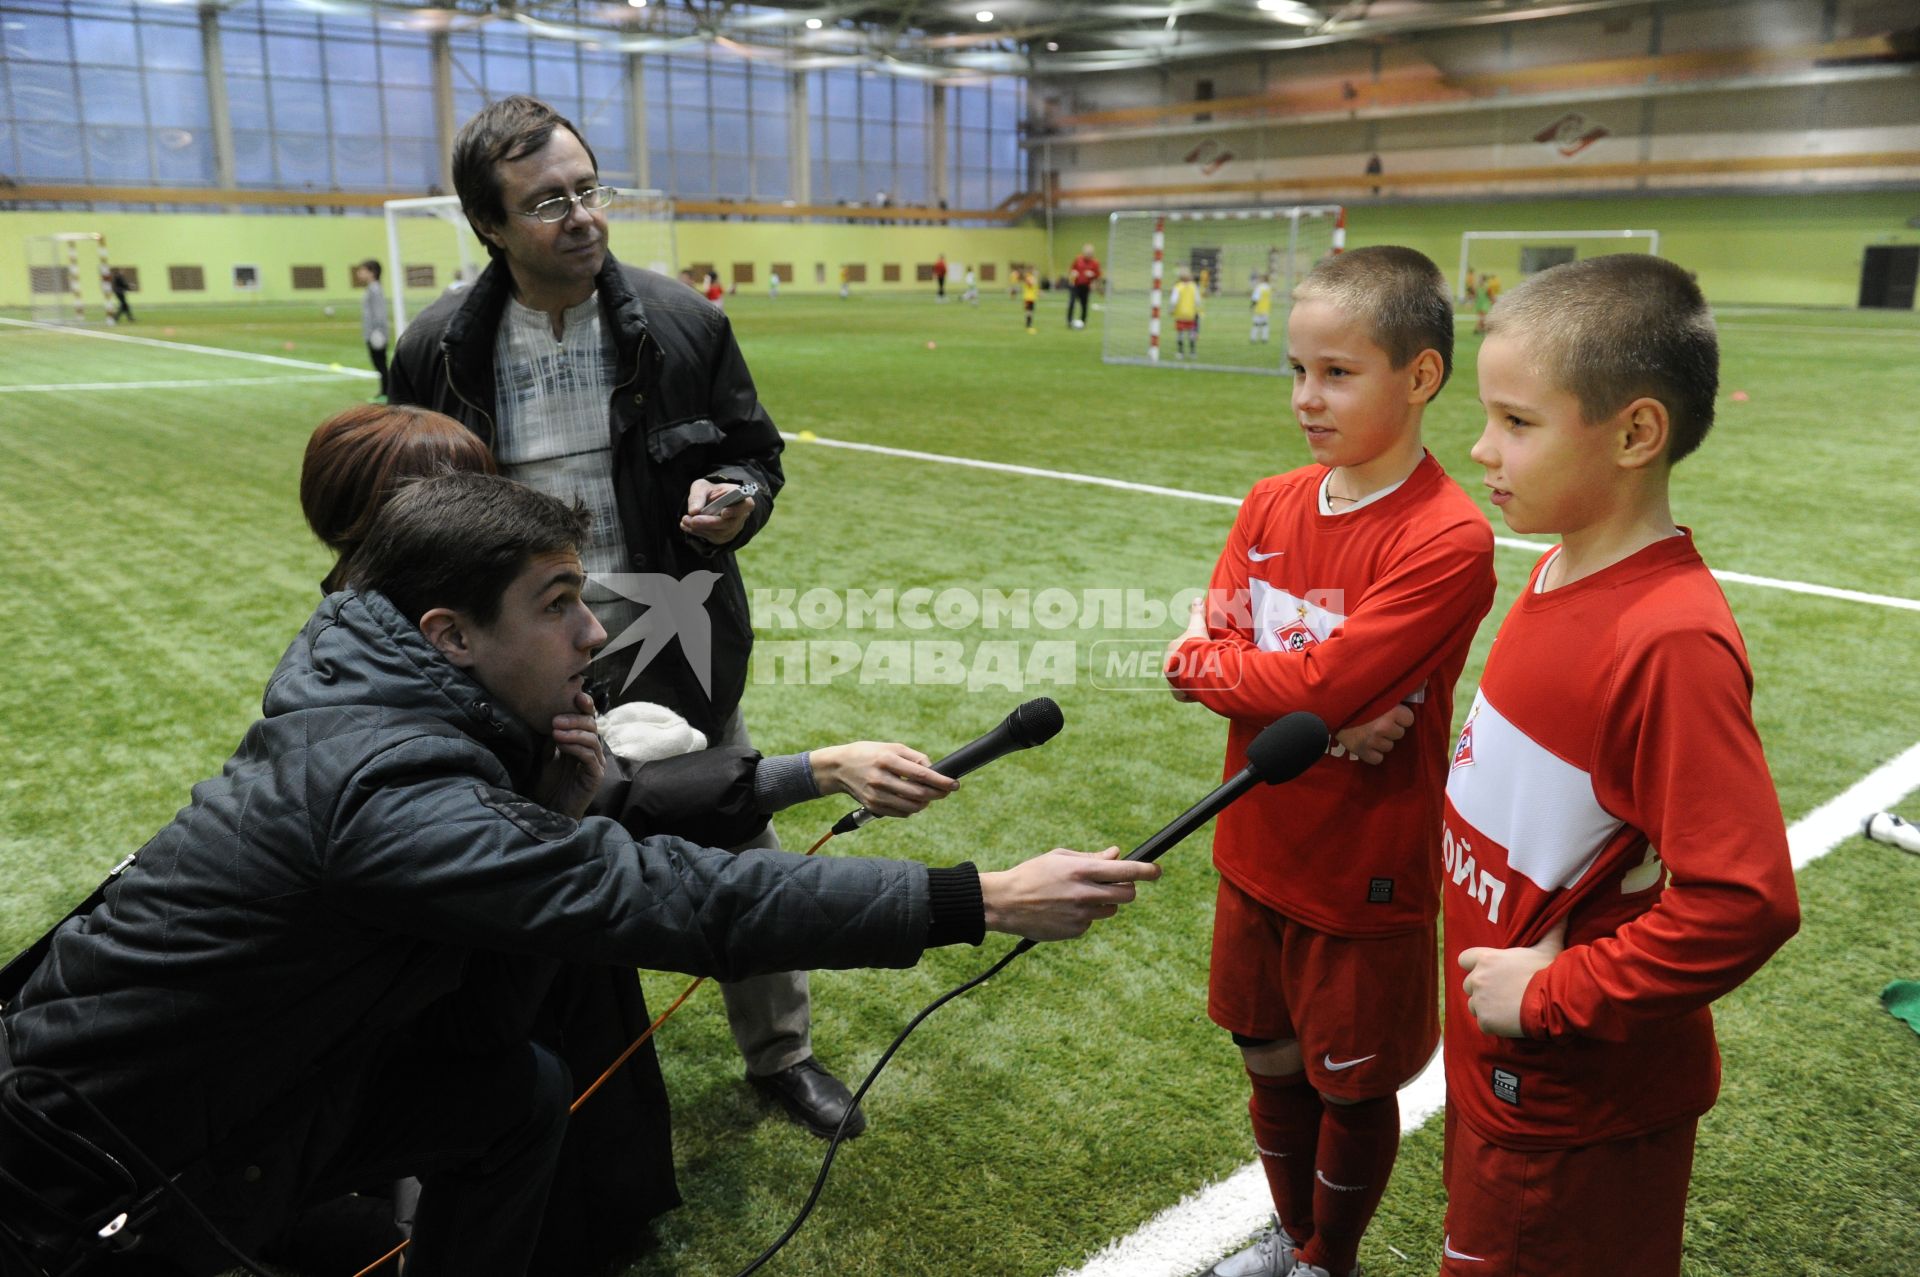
[1205,1218,1299,1277]
[1284,1260,1360,1277]
[748,1056,866,1139]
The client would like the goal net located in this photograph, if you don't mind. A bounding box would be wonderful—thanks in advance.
[24,232,114,324]
[1102,205,1344,375]
[1457,229,1660,302]
[382,189,677,337]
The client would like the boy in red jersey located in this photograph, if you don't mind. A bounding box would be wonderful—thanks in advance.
[1442,254,1800,1276]
[1166,246,1496,1277]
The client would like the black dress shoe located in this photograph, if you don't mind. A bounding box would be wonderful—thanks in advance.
[748,1056,867,1139]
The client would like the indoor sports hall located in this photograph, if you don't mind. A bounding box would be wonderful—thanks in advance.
[0,1,1915,1274]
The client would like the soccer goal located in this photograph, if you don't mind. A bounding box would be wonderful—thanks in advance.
[24,232,114,324]
[1102,205,1345,375]
[382,189,677,337]
[1456,229,1660,302]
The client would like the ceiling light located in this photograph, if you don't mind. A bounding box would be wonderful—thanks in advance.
[805,15,822,27]
[1256,0,1319,22]
[1045,40,1059,51]
[975,10,993,21]
[626,0,644,7]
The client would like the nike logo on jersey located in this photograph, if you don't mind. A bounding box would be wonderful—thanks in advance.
[1248,546,1285,561]
[1443,1234,1486,1262]
[1322,1053,1376,1072]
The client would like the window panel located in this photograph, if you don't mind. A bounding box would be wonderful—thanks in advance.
[154,129,215,184]
[668,61,707,112]
[752,156,787,200]
[16,122,86,180]
[826,117,857,159]
[711,109,748,155]
[382,87,435,139]
[266,33,323,79]
[227,76,271,129]
[269,77,327,129]
[8,61,79,123]
[137,21,203,72]
[893,163,926,203]
[274,132,331,185]
[324,37,381,85]
[378,38,431,85]
[329,85,383,137]
[535,52,579,102]
[231,127,274,183]
[85,124,150,182]
[219,21,266,75]
[893,83,925,125]
[81,71,147,126]
[756,120,786,161]
[4,12,73,62]
[825,69,858,118]
[389,136,440,190]
[71,16,139,67]
[484,48,532,93]
[145,70,211,128]
[750,70,786,116]
[333,133,386,187]
[714,155,749,198]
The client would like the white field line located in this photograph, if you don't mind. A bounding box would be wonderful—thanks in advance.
[782,433,1920,613]
[0,374,355,393]
[0,316,379,378]
[1060,737,1920,1277]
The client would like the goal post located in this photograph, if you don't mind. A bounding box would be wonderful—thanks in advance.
[381,189,677,338]
[1457,229,1660,301]
[24,232,114,324]
[1102,205,1345,375]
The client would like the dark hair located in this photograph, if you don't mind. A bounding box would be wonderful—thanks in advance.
[302,404,496,594]
[347,473,591,627]
[1293,245,1456,395]
[452,95,599,261]
[1486,254,1718,463]
[359,258,381,281]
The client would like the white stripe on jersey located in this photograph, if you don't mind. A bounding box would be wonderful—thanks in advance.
[1249,578,1345,650]
[1446,689,1624,891]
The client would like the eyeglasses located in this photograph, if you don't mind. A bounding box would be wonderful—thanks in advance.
[516,185,616,224]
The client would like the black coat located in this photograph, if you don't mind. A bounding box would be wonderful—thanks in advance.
[0,589,933,1199]
[389,255,784,742]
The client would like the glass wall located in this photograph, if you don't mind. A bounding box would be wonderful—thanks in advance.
[0,0,1026,209]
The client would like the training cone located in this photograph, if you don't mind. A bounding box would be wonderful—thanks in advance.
[163,327,176,336]
[283,341,295,351]
[796,429,817,442]
[926,340,937,349]
[329,362,344,372]
[1731,390,1750,402]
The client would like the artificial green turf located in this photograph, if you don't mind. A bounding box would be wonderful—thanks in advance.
[1,294,1917,1276]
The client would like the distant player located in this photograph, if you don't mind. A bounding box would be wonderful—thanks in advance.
[1441,255,1798,1276]
[1474,272,1502,334]
[1021,267,1039,331]
[704,271,725,307]
[353,259,388,403]
[1168,246,1496,1277]
[1067,242,1101,328]
[1170,268,1203,360]
[934,253,949,301]
[962,265,979,306]
[768,269,780,299]
[1249,273,1274,344]
[839,265,850,300]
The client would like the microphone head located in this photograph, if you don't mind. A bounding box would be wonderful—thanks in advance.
[1245,711,1329,785]
[1006,697,1065,748]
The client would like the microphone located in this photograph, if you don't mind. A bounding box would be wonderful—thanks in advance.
[1009,711,1329,955]
[830,697,1065,835]
[1123,711,1330,864]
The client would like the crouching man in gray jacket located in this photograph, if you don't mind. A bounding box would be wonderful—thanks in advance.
[0,472,1154,1277]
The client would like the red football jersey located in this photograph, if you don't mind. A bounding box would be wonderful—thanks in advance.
[1441,534,1799,1149]
[1170,454,1495,937]
[1069,254,1102,287]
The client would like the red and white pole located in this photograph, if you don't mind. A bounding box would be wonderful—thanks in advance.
[1148,216,1165,363]
[67,239,84,323]
[1331,206,1347,255]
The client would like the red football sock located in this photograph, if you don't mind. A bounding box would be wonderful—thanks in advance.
[1246,1068,1323,1245]
[1303,1094,1401,1276]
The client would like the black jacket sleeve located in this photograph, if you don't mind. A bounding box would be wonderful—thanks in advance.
[594,745,770,849]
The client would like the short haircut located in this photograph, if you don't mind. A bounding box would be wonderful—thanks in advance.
[1486,254,1717,463]
[359,258,381,281]
[452,95,599,260]
[302,404,496,594]
[345,472,588,628]
[1292,245,1455,393]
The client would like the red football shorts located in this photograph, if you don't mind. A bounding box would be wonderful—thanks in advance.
[1207,877,1437,1098]
[1175,318,1198,332]
[1441,1107,1697,1276]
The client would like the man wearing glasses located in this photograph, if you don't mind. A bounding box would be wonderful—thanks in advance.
[389,95,863,1233]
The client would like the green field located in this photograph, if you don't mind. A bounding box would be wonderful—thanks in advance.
[2,291,1918,1277]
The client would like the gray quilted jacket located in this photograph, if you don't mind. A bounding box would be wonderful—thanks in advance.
[2,589,967,1178]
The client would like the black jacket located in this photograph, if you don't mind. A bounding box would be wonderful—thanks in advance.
[0,589,962,1190]
[389,255,784,741]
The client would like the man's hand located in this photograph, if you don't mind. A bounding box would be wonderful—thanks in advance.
[1334,703,1416,764]
[1458,921,1567,1037]
[811,742,959,817]
[535,690,606,820]
[980,847,1160,942]
[681,478,754,545]
[1165,595,1208,703]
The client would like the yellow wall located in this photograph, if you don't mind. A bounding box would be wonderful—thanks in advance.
[0,209,1047,310]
